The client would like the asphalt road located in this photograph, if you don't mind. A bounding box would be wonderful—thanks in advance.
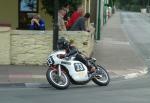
[0,74,150,103]
[121,12,150,68]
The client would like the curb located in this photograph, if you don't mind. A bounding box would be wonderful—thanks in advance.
[9,74,46,79]
[0,82,95,88]
[123,67,148,79]
[111,67,148,81]
[0,68,148,88]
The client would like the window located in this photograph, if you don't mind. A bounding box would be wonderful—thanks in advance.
[20,0,38,12]
[18,0,39,29]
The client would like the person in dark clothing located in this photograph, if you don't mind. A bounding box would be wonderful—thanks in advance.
[63,3,71,22]
[29,14,45,30]
[69,13,90,31]
[57,37,96,72]
[66,5,84,30]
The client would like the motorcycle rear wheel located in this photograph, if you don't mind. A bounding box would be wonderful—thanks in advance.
[92,65,110,86]
[46,69,70,90]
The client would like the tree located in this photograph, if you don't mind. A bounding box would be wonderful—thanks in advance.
[116,0,150,11]
[41,0,82,50]
[116,0,149,11]
[41,0,82,17]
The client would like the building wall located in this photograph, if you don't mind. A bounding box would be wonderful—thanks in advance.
[90,0,97,23]
[90,0,105,27]
[0,0,95,30]
[39,0,53,30]
[0,0,18,29]
[101,0,105,26]
[0,27,11,64]
[0,0,52,30]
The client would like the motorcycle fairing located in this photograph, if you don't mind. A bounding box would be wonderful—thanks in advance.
[61,60,89,82]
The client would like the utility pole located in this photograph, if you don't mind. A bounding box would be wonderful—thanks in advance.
[103,0,107,25]
[53,0,59,50]
[96,0,101,40]
[147,0,150,13]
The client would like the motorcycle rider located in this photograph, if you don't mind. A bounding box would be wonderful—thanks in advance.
[57,37,96,73]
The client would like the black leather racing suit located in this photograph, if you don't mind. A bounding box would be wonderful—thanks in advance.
[65,45,92,71]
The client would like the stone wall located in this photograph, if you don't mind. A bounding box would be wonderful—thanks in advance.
[11,30,52,65]
[9,30,95,65]
[0,27,11,64]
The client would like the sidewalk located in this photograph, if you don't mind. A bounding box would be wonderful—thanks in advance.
[93,12,148,79]
[0,12,148,87]
[0,65,47,84]
[142,12,150,17]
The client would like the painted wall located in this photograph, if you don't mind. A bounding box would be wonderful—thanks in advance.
[0,0,94,30]
[39,0,53,30]
[0,0,52,30]
[90,0,106,28]
[0,0,18,29]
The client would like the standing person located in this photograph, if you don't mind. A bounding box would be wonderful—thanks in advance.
[29,14,45,30]
[66,5,84,30]
[63,3,71,22]
[58,8,67,31]
[69,13,90,31]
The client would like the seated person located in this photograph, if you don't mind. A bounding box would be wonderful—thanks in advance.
[66,5,84,30]
[69,13,90,31]
[29,14,45,30]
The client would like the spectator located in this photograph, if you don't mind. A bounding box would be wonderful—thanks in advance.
[58,8,67,31]
[63,3,71,22]
[66,5,84,30]
[29,14,45,30]
[69,13,90,31]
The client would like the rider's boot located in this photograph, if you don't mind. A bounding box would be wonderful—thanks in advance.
[90,66,96,73]
[88,66,97,77]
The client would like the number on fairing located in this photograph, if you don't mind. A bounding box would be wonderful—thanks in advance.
[48,56,54,65]
[74,63,85,72]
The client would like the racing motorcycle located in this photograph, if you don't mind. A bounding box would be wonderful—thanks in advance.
[46,50,110,90]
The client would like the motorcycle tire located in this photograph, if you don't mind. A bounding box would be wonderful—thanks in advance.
[92,65,110,86]
[46,69,70,90]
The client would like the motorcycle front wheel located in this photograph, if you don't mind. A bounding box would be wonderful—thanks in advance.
[92,65,110,86]
[46,69,70,90]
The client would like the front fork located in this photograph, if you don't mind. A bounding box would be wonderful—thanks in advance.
[58,64,62,77]
[49,64,62,77]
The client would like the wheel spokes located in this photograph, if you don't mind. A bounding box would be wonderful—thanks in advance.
[51,70,67,86]
[96,69,108,82]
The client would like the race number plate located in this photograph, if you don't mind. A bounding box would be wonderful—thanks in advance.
[74,63,85,72]
[47,56,54,65]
